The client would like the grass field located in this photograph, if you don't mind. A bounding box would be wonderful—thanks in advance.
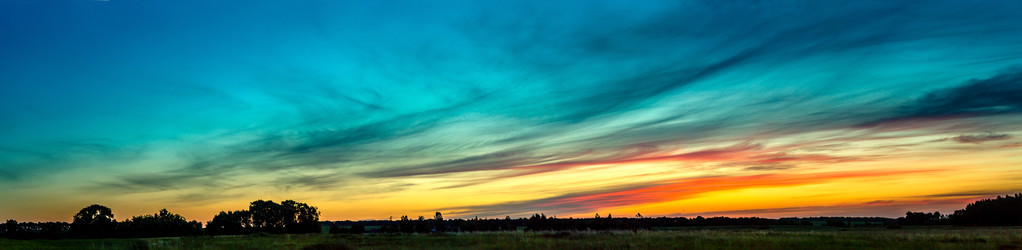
[2,227,1020,249]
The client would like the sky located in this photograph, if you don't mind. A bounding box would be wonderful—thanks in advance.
[1,0,1021,223]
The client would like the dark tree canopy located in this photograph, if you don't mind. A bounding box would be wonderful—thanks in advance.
[282,200,321,233]
[208,199,320,235]
[434,212,445,232]
[951,193,1022,226]
[71,204,117,238]
[119,209,202,238]
[250,200,285,231]
[206,210,253,235]
[896,211,945,226]
[1,220,69,239]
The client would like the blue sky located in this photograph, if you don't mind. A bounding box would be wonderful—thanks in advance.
[2,0,1022,221]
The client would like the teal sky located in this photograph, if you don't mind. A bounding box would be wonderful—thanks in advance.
[2,0,1022,222]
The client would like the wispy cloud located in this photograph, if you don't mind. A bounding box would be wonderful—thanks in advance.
[670,198,978,218]
[2,0,1022,220]
[950,133,1012,144]
[450,170,940,217]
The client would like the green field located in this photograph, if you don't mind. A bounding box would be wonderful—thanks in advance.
[2,227,1020,249]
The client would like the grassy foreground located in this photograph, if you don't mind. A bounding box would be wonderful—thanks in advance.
[2,227,1020,249]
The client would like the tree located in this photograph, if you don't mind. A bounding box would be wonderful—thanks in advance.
[399,215,414,233]
[250,200,285,232]
[282,200,320,233]
[119,209,201,237]
[527,213,550,231]
[434,212,445,232]
[246,200,320,234]
[504,216,513,231]
[951,193,1022,226]
[206,210,252,235]
[415,216,429,233]
[897,211,946,225]
[71,204,117,238]
[2,220,18,237]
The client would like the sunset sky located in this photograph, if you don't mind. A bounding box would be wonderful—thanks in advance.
[2,0,1021,223]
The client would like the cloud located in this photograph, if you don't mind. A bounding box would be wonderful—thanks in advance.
[1000,142,1022,148]
[669,198,977,218]
[914,190,1020,199]
[4,0,1022,220]
[449,170,939,217]
[914,69,1022,116]
[172,191,246,205]
[949,133,1012,144]
[861,68,1022,128]
[742,165,796,171]
[96,172,222,193]
[272,174,350,191]
[359,142,864,183]
[0,169,16,181]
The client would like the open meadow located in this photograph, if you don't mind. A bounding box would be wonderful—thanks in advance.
[2,227,1020,250]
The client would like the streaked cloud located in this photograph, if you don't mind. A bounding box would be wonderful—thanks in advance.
[450,170,941,217]
[1,0,1021,221]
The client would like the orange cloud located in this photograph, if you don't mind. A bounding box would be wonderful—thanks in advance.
[453,169,940,217]
[670,197,980,218]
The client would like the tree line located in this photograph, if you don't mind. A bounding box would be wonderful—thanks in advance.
[2,193,1021,239]
[892,193,1022,226]
[0,199,316,239]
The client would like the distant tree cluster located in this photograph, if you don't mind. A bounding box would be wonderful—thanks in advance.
[119,209,202,238]
[64,204,202,239]
[1,220,70,239]
[70,204,119,238]
[892,193,1022,226]
[1,199,317,239]
[24,204,204,239]
[896,211,947,226]
[323,213,832,234]
[950,193,1022,226]
[206,200,320,235]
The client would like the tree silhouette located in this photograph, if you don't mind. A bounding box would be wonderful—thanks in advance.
[399,215,414,233]
[119,209,201,237]
[250,200,285,232]
[206,210,252,235]
[71,204,117,238]
[951,193,1022,226]
[208,199,320,234]
[3,220,18,238]
[1,220,70,239]
[897,211,946,225]
[434,212,445,232]
[415,216,429,233]
[282,200,321,233]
